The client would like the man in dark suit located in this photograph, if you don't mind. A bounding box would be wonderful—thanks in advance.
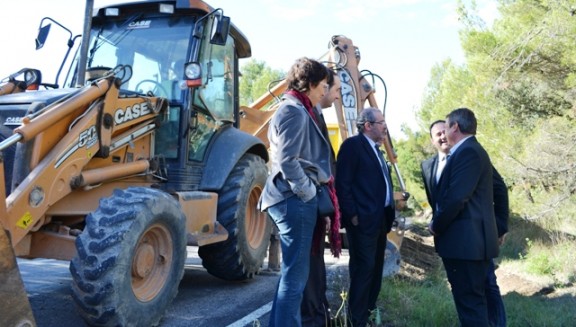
[422,119,509,326]
[301,69,342,327]
[335,108,395,327]
[487,168,508,327]
[421,119,451,212]
[429,108,499,326]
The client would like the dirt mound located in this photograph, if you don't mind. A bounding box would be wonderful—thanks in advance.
[398,228,441,280]
[398,227,575,299]
[495,269,547,296]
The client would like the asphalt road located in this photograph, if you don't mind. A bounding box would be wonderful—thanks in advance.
[17,246,350,327]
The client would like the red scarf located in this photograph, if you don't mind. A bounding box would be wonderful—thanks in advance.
[286,90,342,258]
[286,90,318,124]
[326,177,342,258]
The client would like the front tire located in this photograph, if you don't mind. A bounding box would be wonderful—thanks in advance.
[70,187,186,327]
[199,153,272,280]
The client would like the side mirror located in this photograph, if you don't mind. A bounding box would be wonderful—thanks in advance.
[210,15,230,46]
[35,23,51,50]
[22,69,42,90]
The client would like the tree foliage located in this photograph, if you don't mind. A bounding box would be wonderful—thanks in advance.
[239,59,285,108]
[402,0,576,226]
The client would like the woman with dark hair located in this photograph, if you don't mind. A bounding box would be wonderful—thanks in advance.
[259,57,333,326]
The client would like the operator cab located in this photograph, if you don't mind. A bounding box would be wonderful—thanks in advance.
[60,1,251,190]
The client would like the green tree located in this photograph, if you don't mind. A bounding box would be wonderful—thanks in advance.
[401,0,576,227]
[393,127,431,213]
[239,59,284,108]
[456,0,576,221]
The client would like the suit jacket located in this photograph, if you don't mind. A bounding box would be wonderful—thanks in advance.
[421,155,439,211]
[258,94,332,211]
[422,153,509,238]
[335,133,395,233]
[431,137,499,260]
[492,168,509,237]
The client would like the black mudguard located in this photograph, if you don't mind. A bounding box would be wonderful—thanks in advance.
[200,125,268,191]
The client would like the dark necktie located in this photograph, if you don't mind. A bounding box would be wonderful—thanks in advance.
[375,145,393,207]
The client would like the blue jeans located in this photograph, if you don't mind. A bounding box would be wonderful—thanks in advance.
[486,259,506,327]
[268,195,317,327]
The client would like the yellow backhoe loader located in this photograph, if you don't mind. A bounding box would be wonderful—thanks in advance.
[0,1,271,325]
[0,1,410,325]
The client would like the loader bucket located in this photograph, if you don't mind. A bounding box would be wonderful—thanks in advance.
[383,216,406,277]
[0,228,36,327]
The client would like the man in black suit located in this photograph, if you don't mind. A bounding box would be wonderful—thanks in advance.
[301,69,342,327]
[421,119,451,211]
[335,108,395,327]
[422,119,509,326]
[429,108,499,326]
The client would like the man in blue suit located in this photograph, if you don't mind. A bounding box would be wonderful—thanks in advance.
[335,108,395,327]
[422,119,508,326]
[429,108,500,326]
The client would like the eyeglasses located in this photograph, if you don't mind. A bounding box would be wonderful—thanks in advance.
[369,120,385,125]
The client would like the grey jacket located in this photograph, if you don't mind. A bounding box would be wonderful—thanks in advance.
[258,94,332,211]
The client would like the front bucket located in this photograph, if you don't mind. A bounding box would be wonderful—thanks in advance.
[0,228,36,327]
[383,216,406,277]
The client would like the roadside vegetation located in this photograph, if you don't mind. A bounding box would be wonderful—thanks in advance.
[376,215,576,327]
[322,211,575,327]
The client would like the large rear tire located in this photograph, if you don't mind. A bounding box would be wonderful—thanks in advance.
[70,187,186,327]
[199,153,272,280]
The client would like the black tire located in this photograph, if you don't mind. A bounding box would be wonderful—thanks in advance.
[70,187,186,327]
[198,153,272,280]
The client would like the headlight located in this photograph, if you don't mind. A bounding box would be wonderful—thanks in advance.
[184,63,202,79]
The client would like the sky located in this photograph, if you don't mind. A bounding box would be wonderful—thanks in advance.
[0,0,497,139]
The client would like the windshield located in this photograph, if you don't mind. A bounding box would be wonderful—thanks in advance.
[63,10,237,163]
[68,14,194,102]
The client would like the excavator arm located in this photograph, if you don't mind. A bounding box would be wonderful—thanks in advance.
[0,70,167,324]
[0,75,166,249]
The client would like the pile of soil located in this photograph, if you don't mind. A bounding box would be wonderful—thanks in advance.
[397,225,575,299]
[325,225,576,326]
[397,227,441,280]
